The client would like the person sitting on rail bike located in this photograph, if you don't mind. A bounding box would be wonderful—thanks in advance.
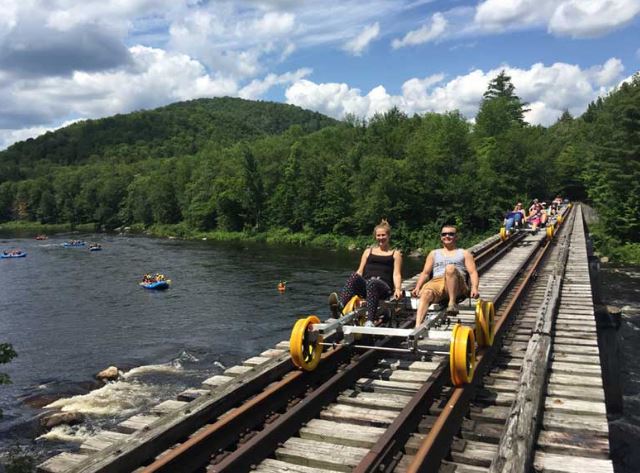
[504,202,526,236]
[410,224,480,328]
[328,219,403,327]
[528,199,546,231]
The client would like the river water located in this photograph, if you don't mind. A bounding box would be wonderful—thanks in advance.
[0,233,422,465]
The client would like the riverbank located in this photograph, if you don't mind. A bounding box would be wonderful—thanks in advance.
[0,221,494,257]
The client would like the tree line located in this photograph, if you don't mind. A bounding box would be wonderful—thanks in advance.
[0,73,638,260]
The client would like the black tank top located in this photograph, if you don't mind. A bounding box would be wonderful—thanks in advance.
[362,250,394,288]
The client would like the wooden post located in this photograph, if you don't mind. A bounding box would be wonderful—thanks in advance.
[489,214,573,473]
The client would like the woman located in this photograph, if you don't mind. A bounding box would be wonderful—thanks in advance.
[329,220,403,326]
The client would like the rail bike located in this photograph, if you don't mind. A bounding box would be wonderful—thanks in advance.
[499,203,571,242]
[288,293,495,387]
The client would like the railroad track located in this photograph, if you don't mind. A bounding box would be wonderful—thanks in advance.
[40,207,585,473]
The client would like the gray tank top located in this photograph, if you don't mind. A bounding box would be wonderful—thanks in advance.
[433,249,466,278]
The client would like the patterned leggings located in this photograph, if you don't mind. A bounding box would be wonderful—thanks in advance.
[339,272,391,321]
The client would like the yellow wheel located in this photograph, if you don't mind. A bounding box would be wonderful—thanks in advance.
[499,227,508,241]
[342,295,364,315]
[546,224,554,240]
[289,315,323,371]
[557,215,563,225]
[568,203,573,209]
[475,299,495,347]
[450,324,476,387]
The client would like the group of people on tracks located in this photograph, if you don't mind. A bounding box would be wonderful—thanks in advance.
[328,219,480,330]
[327,195,565,330]
[503,196,564,236]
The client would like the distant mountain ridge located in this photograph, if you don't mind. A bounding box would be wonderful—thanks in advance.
[0,97,338,181]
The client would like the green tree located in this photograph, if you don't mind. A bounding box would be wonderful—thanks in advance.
[475,70,530,138]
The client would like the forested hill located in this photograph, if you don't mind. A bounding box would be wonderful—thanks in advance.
[0,97,337,181]
[0,72,638,262]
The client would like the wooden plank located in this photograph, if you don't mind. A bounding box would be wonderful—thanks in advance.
[548,372,602,388]
[356,378,422,394]
[552,344,599,355]
[149,400,188,415]
[537,430,610,458]
[378,359,442,372]
[276,437,368,472]
[551,362,602,376]
[544,397,607,416]
[542,412,609,436]
[224,365,253,376]
[474,388,516,406]
[255,458,341,472]
[439,460,489,472]
[38,453,88,473]
[260,348,286,357]
[80,431,129,452]
[117,414,159,434]
[176,388,208,402]
[533,451,613,473]
[243,356,271,366]
[320,403,398,427]
[553,337,598,347]
[369,367,432,383]
[202,374,234,387]
[546,385,605,402]
[450,440,498,467]
[336,390,412,411]
[299,418,385,448]
[551,353,601,365]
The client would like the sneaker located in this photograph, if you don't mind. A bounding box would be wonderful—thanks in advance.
[445,303,459,316]
[328,292,340,318]
[364,320,374,328]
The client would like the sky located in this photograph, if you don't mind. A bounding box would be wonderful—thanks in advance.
[0,0,639,150]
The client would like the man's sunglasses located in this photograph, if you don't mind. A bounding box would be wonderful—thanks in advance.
[441,232,456,237]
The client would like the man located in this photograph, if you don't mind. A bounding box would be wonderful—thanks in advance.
[411,225,480,328]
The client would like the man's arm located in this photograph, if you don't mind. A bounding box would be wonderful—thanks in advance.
[464,250,479,298]
[411,251,434,297]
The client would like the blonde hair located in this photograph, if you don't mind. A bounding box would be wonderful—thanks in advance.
[373,219,391,237]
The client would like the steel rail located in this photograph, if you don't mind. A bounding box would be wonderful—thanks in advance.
[140,347,352,473]
[352,229,546,473]
[78,231,517,473]
[403,206,574,473]
[204,234,525,473]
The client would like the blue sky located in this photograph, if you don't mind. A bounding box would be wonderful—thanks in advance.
[0,0,638,149]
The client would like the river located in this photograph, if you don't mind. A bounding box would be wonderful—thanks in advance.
[0,232,421,466]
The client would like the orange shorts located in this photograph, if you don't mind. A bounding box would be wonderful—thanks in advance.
[419,271,469,302]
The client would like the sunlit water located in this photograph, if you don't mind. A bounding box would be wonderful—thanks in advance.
[0,232,422,464]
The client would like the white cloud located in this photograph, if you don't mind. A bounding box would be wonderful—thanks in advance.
[0,45,239,148]
[239,68,312,99]
[285,59,625,126]
[474,0,640,38]
[549,0,640,38]
[343,22,380,56]
[392,12,447,48]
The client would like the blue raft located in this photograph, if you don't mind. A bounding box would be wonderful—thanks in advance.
[1,251,27,258]
[139,280,170,290]
[63,241,86,248]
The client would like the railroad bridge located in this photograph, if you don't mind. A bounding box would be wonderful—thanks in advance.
[39,204,616,473]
